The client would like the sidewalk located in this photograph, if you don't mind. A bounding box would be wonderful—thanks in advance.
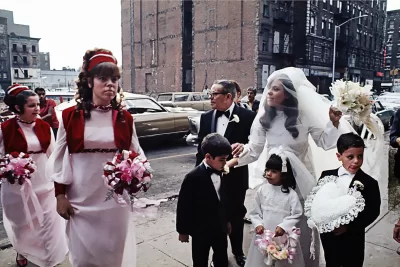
[1,146,400,266]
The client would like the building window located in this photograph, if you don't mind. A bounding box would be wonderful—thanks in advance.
[24,70,28,78]
[13,56,18,63]
[323,0,327,9]
[32,57,37,65]
[322,21,326,37]
[387,46,392,53]
[388,34,393,43]
[32,45,36,53]
[263,0,269,17]
[262,29,269,52]
[3,72,7,79]
[386,58,391,65]
[23,56,28,64]
[14,69,18,78]
[311,16,316,34]
[22,45,27,52]
[389,20,394,29]
[12,44,17,52]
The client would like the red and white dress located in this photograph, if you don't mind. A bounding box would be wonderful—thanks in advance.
[47,106,144,267]
[0,117,68,266]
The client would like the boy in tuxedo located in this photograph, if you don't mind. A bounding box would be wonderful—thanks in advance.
[177,133,232,267]
[320,132,381,267]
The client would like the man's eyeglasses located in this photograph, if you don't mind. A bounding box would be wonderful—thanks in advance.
[208,92,228,98]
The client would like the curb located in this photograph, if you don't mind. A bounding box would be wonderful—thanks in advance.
[0,238,11,250]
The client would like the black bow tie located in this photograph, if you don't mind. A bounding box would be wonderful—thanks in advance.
[216,110,230,119]
[206,166,222,176]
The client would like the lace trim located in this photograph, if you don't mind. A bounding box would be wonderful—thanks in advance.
[16,117,35,124]
[91,103,112,112]
[75,148,119,154]
[304,175,365,233]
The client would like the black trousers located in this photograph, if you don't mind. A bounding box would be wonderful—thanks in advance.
[321,231,365,267]
[228,186,247,257]
[191,231,228,267]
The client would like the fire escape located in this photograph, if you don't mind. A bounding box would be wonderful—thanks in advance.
[272,0,295,69]
[11,43,31,79]
[333,2,351,70]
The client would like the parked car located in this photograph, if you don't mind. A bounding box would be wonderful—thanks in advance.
[157,92,212,111]
[376,94,400,110]
[372,100,395,130]
[54,93,203,141]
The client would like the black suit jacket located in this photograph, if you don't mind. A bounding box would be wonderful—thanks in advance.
[195,105,256,218]
[249,100,260,112]
[320,168,381,233]
[176,164,230,236]
[390,109,400,151]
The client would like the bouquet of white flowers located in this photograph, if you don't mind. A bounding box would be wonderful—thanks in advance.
[330,79,379,136]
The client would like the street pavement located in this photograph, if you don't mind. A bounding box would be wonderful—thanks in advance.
[1,139,400,266]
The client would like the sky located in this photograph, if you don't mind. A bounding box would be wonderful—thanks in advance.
[2,0,400,70]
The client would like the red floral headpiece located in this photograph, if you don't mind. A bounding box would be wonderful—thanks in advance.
[87,51,117,71]
[8,84,29,96]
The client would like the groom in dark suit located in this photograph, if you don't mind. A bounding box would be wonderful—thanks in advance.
[196,80,256,267]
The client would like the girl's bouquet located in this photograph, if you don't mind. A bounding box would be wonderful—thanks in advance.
[0,152,36,185]
[254,227,301,266]
[330,79,380,136]
[103,150,153,205]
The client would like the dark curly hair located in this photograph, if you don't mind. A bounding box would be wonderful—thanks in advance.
[4,87,37,114]
[75,48,123,120]
[263,154,296,194]
[259,74,299,138]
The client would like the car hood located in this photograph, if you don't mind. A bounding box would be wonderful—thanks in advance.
[165,106,203,114]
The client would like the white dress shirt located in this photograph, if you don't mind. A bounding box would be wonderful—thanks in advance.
[216,102,236,136]
[336,166,355,193]
[203,161,221,200]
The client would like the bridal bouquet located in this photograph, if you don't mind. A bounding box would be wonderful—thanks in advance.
[254,227,300,266]
[330,79,381,135]
[0,152,36,185]
[103,150,153,203]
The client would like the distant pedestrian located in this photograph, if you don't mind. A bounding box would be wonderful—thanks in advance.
[34,87,59,138]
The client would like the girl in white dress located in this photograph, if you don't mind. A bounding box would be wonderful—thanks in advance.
[0,84,67,267]
[46,48,143,267]
[246,150,304,267]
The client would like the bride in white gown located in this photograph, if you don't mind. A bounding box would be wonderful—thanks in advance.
[227,67,360,267]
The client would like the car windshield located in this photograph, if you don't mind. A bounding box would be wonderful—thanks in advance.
[377,97,400,104]
[125,98,165,114]
[174,94,189,102]
[157,94,172,101]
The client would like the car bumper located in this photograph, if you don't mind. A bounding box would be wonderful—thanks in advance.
[186,133,198,146]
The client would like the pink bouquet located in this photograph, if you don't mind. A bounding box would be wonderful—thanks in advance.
[103,150,153,203]
[254,227,301,266]
[0,152,36,185]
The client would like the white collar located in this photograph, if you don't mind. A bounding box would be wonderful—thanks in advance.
[227,102,235,114]
[203,160,210,169]
[338,166,355,177]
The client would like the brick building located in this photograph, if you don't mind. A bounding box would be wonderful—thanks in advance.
[122,0,387,94]
[292,0,387,94]
[0,17,11,89]
[384,9,400,86]
[122,0,283,93]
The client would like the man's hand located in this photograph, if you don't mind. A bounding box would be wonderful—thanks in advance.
[333,225,347,236]
[179,234,189,243]
[231,143,244,157]
[56,195,75,220]
[393,220,400,243]
[255,225,265,235]
[274,226,285,237]
[227,222,232,235]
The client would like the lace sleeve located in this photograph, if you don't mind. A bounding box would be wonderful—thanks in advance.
[237,119,267,167]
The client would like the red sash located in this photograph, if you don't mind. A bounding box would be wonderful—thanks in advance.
[1,118,51,154]
[61,106,133,153]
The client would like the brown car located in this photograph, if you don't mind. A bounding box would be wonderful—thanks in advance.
[157,92,212,111]
[54,93,203,141]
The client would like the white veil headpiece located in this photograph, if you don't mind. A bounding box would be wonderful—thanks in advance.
[267,146,316,200]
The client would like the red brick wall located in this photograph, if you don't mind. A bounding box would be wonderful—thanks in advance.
[192,0,259,92]
[122,0,183,94]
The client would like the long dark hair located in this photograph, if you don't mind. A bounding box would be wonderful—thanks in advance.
[259,74,299,138]
[75,48,123,120]
[264,154,296,193]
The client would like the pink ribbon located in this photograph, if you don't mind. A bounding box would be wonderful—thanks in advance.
[20,179,44,230]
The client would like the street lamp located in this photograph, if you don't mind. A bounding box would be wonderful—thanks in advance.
[332,14,368,85]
